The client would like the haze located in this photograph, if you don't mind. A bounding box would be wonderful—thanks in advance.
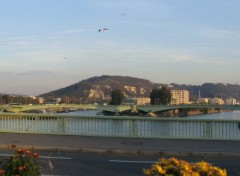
[0,0,239,95]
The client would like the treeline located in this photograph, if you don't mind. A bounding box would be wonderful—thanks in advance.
[0,95,39,105]
[0,95,85,105]
[109,87,171,105]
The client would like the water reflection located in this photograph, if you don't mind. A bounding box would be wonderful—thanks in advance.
[186,110,240,120]
[67,109,102,116]
[67,109,240,120]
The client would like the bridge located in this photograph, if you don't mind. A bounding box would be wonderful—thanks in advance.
[1,104,240,113]
[0,104,97,113]
[1,104,240,141]
[0,112,240,140]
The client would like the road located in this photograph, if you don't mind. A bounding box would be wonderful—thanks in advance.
[0,151,239,176]
[1,133,240,156]
[1,133,240,175]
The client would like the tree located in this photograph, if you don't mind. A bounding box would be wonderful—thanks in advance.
[159,86,171,105]
[150,87,171,105]
[110,89,124,105]
[2,95,11,104]
[150,89,159,105]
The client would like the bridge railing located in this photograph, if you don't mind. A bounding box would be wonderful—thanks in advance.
[1,113,240,140]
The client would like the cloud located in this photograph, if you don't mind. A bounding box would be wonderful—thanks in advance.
[198,27,237,38]
[19,70,55,76]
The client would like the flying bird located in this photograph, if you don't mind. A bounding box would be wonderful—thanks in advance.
[98,28,109,32]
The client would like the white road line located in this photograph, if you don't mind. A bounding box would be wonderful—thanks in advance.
[41,175,69,176]
[109,160,213,165]
[39,156,71,160]
[109,160,156,164]
[0,153,71,160]
[0,154,13,157]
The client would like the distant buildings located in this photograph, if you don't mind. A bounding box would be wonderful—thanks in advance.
[225,98,237,105]
[122,97,150,105]
[209,98,224,105]
[170,90,190,105]
[38,97,44,104]
[198,97,238,105]
[199,98,209,104]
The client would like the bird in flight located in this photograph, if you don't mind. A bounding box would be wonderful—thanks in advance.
[98,28,109,32]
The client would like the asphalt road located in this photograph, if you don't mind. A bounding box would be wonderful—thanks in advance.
[1,133,240,175]
[0,151,239,176]
[1,133,240,156]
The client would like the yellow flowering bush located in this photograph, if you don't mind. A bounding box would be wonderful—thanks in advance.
[0,145,40,176]
[143,157,227,176]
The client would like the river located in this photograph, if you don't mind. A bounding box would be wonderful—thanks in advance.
[186,110,240,120]
[67,109,240,120]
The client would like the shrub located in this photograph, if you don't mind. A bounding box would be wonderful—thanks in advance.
[0,145,40,176]
[143,157,227,176]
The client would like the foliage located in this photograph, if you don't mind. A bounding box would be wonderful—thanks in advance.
[150,89,160,105]
[0,95,39,105]
[0,145,41,176]
[150,86,171,105]
[143,157,227,176]
[110,89,124,105]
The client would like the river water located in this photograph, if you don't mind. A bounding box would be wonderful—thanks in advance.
[186,110,240,120]
[67,109,240,120]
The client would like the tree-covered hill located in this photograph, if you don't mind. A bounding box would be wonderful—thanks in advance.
[40,75,162,103]
[40,75,240,103]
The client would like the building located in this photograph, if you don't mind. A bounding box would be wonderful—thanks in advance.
[122,97,150,105]
[170,90,189,105]
[199,98,209,104]
[209,98,224,105]
[56,98,61,103]
[38,97,44,104]
[225,98,237,105]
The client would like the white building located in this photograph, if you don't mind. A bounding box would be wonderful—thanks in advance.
[209,98,224,105]
[225,98,237,105]
[199,98,209,104]
[170,90,189,105]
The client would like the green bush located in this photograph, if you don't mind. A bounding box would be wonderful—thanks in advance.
[0,145,40,176]
[143,157,227,176]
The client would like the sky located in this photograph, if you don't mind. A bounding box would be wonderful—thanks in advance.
[0,0,240,95]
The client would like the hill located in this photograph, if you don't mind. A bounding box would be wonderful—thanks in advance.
[40,75,240,103]
[40,75,162,103]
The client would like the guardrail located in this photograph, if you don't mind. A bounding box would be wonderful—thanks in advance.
[1,113,240,140]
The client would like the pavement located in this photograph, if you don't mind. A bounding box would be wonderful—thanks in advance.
[1,132,240,157]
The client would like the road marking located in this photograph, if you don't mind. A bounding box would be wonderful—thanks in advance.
[39,156,71,160]
[0,154,13,157]
[0,153,71,160]
[41,175,69,176]
[109,160,156,164]
[109,160,213,165]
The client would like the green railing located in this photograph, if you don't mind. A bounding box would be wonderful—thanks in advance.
[1,113,240,140]
[2,104,240,113]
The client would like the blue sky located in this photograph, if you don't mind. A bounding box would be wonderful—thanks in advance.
[0,0,240,95]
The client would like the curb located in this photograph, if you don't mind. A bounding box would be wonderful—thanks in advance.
[0,144,239,158]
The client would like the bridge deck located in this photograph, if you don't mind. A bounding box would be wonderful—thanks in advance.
[1,104,240,113]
